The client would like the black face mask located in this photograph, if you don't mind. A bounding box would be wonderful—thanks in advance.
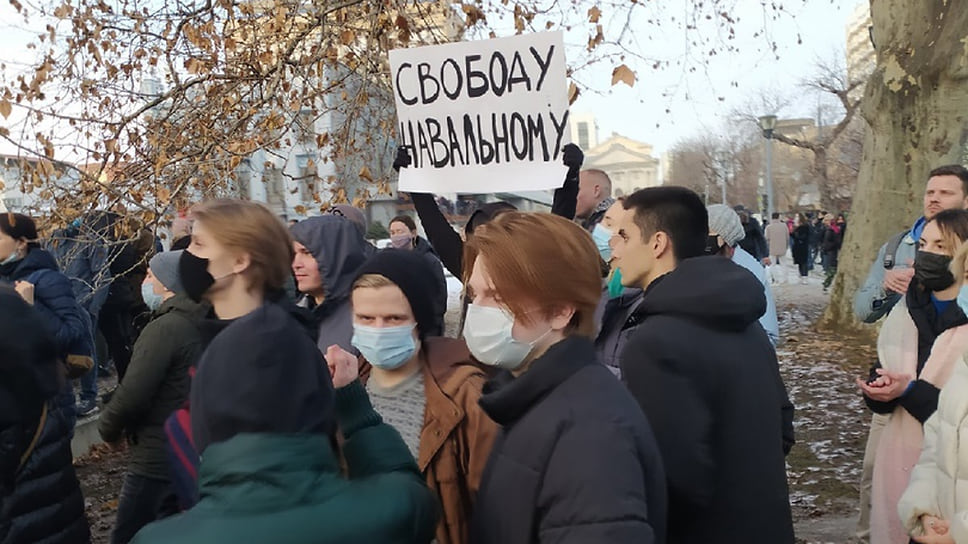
[914,251,955,292]
[179,250,215,303]
[704,234,726,256]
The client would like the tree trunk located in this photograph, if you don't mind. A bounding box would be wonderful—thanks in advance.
[819,0,968,332]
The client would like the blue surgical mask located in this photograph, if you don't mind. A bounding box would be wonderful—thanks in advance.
[141,282,164,312]
[352,323,417,370]
[591,224,613,262]
[957,284,968,317]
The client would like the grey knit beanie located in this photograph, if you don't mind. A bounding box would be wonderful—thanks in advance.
[149,250,186,295]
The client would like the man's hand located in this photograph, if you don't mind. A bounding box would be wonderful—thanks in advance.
[14,281,34,305]
[392,146,412,172]
[883,261,915,295]
[856,369,913,402]
[914,514,953,543]
[562,143,583,172]
[325,345,359,389]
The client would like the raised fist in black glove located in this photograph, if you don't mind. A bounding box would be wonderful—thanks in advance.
[393,146,413,172]
[562,143,584,172]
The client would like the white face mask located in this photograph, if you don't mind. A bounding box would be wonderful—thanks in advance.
[462,304,550,370]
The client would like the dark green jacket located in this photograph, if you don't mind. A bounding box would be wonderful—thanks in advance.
[98,294,207,479]
[131,381,439,544]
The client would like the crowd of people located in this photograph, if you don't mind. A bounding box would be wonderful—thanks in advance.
[3,138,968,544]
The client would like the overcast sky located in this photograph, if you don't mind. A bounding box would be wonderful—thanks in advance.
[0,0,862,158]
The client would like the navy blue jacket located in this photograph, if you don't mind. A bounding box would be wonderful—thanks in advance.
[0,248,93,359]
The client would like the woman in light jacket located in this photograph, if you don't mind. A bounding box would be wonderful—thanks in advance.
[857,210,968,544]
[898,239,968,544]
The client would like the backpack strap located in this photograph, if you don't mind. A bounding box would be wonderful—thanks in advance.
[17,403,47,473]
[883,231,908,270]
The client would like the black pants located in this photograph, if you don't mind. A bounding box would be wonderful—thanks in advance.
[798,261,809,277]
[98,305,134,381]
[111,473,177,544]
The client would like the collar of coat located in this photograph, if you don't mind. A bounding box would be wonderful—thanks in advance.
[359,336,491,472]
[197,433,342,511]
[478,335,596,427]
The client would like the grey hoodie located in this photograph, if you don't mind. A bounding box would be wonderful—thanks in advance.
[290,216,370,355]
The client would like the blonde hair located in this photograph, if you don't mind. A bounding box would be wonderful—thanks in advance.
[353,273,394,290]
[191,199,293,293]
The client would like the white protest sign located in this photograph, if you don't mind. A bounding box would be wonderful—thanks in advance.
[389,31,570,194]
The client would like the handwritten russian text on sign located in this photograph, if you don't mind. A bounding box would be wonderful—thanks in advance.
[389,31,570,194]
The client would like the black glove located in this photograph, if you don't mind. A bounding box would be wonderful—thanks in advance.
[393,146,412,172]
[562,143,583,172]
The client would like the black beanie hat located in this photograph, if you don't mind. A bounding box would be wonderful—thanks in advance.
[355,250,439,339]
[191,303,335,453]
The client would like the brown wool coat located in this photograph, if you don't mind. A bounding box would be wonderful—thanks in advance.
[360,337,498,544]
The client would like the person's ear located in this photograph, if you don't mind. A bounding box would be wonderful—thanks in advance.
[653,231,672,259]
[233,252,252,275]
[549,304,576,331]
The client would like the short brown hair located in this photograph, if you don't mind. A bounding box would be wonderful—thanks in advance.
[463,212,601,338]
[191,199,293,293]
[389,215,417,233]
[929,165,968,196]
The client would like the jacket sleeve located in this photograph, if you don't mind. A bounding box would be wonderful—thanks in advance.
[853,241,902,323]
[537,419,657,543]
[778,374,795,456]
[335,379,424,480]
[98,317,196,443]
[459,379,499,500]
[410,192,464,279]
[621,332,716,510]
[34,270,89,355]
[755,226,769,260]
[761,284,780,347]
[898,380,942,424]
[897,411,943,536]
[864,395,900,414]
[551,165,579,220]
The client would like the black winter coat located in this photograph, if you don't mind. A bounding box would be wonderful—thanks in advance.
[0,288,89,544]
[792,225,811,265]
[0,248,93,359]
[471,336,667,544]
[738,218,768,261]
[620,256,795,544]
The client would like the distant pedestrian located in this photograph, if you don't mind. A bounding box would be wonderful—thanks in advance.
[765,212,790,284]
[821,216,842,292]
[736,208,769,261]
[792,213,812,285]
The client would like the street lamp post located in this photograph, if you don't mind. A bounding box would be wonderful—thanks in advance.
[717,151,728,204]
[758,114,778,220]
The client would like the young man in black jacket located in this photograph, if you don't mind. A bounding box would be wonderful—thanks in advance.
[611,186,795,544]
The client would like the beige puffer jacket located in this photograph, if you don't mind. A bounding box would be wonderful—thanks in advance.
[898,355,968,542]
